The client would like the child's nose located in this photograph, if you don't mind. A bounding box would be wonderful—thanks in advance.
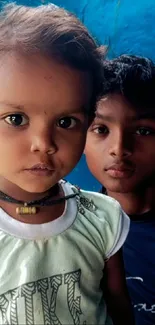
[109,132,132,158]
[30,129,57,155]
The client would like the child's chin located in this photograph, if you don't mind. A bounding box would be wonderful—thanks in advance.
[105,179,135,194]
[18,181,56,194]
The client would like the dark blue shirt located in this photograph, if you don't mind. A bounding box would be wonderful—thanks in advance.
[123,211,155,325]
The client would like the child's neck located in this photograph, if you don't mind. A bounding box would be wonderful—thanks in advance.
[0,177,65,224]
[106,187,155,216]
[0,201,65,224]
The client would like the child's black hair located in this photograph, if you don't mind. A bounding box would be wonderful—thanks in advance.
[100,55,155,112]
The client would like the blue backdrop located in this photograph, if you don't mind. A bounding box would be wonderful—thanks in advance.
[1,0,155,190]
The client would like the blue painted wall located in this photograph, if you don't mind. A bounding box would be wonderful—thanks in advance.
[2,0,155,190]
[51,0,155,60]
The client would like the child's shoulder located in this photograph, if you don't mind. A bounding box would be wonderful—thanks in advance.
[80,187,121,213]
[64,180,122,216]
[68,181,122,219]
[63,181,129,259]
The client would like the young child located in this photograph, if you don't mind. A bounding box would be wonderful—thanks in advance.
[0,4,135,325]
[85,54,155,325]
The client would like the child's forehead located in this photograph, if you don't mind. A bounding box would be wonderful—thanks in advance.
[96,94,155,121]
[0,54,91,111]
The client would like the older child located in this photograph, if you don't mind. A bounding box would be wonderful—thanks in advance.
[0,4,134,325]
[85,54,155,325]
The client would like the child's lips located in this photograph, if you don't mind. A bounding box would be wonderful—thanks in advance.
[25,163,54,176]
[105,164,134,179]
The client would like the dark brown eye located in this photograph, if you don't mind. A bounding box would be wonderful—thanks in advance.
[5,114,28,126]
[136,127,153,136]
[93,126,109,134]
[57,117,77,129]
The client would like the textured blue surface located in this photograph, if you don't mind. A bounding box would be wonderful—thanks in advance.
[2,0,154,190]
[52,0,155,60]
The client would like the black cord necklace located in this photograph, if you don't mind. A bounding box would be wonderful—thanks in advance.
[0,182,78,215]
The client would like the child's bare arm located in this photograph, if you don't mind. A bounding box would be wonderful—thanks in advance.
[102,249,135,325]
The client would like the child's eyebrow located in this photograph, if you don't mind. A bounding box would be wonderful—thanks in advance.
[96,111,155,122]
[0,101,86,115]
[0,101,24,110]
[136,112,155,120]
[95,112,115,122]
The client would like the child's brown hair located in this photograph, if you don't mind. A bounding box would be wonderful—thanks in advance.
[0,2,105,114]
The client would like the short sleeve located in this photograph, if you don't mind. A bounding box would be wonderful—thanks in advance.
[105,211,130,259]
[74,189,130,262]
